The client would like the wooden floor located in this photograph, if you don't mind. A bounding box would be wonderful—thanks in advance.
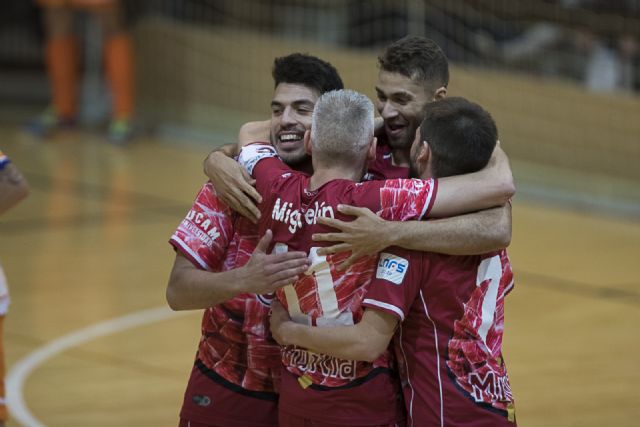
[1,126,639,426]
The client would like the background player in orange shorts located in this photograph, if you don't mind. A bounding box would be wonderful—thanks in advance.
[29,0,135,143]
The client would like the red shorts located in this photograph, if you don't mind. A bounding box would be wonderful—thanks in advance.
[279,411,405,427]
[278,368,405,426]
[179,361,278,427]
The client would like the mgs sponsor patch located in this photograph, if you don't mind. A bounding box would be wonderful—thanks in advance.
[376,253,409,285]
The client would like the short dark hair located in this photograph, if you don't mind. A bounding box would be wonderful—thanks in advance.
[420,97,497,178]
[378,36,449,93]
[272,53,344,95]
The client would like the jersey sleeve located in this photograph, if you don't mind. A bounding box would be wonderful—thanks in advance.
[169,182,235,271]
[362,248,422,321]
[378,178,438,221]
[237,143,293,197]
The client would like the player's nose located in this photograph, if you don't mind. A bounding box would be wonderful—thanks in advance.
[379,101,398,119]
[281,106,297,126]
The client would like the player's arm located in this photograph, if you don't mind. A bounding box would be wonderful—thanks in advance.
[202,120,271,223]
[166,231,309,310]
[388,203,511,254]
[237,143,291,186]
[270,301,398,362]
[314,147,513,265]
[0,155,29,216]
[316,203,511,266]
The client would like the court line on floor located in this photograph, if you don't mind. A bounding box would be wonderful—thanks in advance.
[6,306,191,427]
[516,269,640,307]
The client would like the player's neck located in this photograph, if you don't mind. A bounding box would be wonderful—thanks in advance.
[390,147,411,168]
[309,167,362,191]
[292,159,314,175]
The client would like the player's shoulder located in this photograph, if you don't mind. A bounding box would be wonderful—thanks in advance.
[425,249,503,269]
[189,181,234,216]
[273,168,306,185]
[382,177,431,189]
[327,178,381,203]
[267,169,309,203]
[375,247,422,285]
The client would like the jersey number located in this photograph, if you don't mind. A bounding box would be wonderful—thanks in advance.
[476,255,502,346]
[283,247,354,327]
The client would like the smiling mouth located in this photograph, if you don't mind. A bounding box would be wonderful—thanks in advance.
[385,123,406,137]
[277,132,304,145]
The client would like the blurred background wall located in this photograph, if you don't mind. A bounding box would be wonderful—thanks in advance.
[1,0,639,215]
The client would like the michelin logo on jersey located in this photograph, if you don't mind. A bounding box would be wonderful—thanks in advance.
[376,253,409,285]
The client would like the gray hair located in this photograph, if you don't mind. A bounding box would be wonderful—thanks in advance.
[310,89,375,164]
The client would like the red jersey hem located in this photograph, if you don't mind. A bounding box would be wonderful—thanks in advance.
[278,369,404,425]
[169,237,209,270]
[362,298,405,321]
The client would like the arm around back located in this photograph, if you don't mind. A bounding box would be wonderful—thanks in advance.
[237,120,270,147]
[200,120,270,223]
[271,302,398,362]
[389,203,512,255]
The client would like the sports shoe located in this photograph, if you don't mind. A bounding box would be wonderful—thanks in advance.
[25,109,76,138]
[107,119,134,144]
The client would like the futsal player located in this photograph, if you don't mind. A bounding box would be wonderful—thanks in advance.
[166,53,343,427]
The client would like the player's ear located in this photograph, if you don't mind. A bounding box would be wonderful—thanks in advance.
[303,130,312,154]
[418,140,431,164]
[367,136,377,162]
[433,86,447,101]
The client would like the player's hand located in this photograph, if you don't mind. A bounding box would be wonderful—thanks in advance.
[269,300,294,346]
[204,151,262,223]
[313,205,390,270]
[241,230,309,294]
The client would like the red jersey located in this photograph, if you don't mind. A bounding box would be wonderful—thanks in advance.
[363,248,517,426]
[169,183,281,425]
[238,144,438,424]
[364,138,408,181]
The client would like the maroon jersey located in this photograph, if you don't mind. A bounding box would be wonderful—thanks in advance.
[364,138,408,181]
[363,248,517,426]
[238,144,437,424]
[169,183,280,425]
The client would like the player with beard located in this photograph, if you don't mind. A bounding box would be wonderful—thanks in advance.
[270,97,518,426]
[204,36,512,271]
[366,35,449,179]
[236,90,514,426]
[166,53,342,427]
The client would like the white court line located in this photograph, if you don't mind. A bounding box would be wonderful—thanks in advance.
[6,306,191,427]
